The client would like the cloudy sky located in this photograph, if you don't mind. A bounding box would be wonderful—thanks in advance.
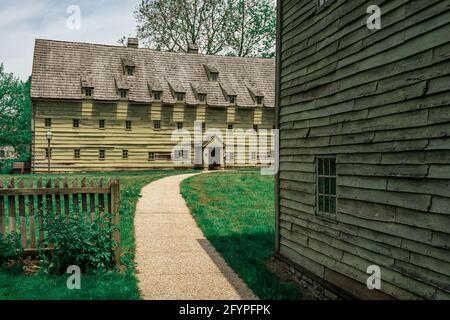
[0,0,140,80]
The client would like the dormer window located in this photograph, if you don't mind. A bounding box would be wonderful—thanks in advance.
[153,91,162,101]
[228,96,236,104]
[210,73,218,81]
[198,94,207,103]
[84,88,93,97]
[256,96,264,106]
[126,66,135,76]
[119,89,129,99]
[176,92,186,102]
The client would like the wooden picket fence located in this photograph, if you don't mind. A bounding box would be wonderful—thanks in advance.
[0,177,120,265]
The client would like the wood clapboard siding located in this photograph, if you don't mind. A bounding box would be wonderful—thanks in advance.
[33,101,274,172]
[277,0,450,299]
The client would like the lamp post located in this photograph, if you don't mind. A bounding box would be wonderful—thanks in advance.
[46,130,53,173]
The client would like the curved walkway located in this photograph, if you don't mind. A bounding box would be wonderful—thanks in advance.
[134,173,257,300]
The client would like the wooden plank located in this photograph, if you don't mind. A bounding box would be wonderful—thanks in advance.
[0,180,4,235]
[0,187,112,196]
[110,180,121,265]
[28,180,36,249]
[18,181,26,248]
[45,179,52,213]
[81,177,88,221]
[98,178,105,213]
[73,179,79,219]
[8,178,16,233]
[63,178,70,222]
[89,180,96,221]
[36,179,44,245]
[54,179,61,216]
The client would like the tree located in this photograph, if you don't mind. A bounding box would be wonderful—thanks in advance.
[0,63,31,148]
[134,0,276,57]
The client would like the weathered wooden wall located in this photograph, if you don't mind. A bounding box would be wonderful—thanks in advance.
[32,100,274,172]
[277,0,450,299]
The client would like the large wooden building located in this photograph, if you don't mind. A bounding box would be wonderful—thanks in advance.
[275,0,450,299]
[30,39,275,172]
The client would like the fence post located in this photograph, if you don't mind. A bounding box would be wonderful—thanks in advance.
[110,180,120,266]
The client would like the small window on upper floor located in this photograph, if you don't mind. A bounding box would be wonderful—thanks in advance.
[119,89,129,99]
[153,91,162,101]
[83,88,93,97]
[228,96,236,104]
[256,96,264,106]
[148,152,156,161]
[125,120,132,131]
[45,118,52,128]
[125,66,135,76]
[177,122,183,130]
[228,124,233,130]
[210,72,218,81]
[176,92,186,102]
[198,94,206,103]
[99,119,105,129]
[99,149,106,160]
[154,120,161,129]
[74,149,80,159]
[73,119,80,128]
[122,149,129,159]
[317,157,337,217]
[253,124,259,132]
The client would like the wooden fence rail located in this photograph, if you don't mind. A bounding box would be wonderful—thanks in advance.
[0,177,120,265]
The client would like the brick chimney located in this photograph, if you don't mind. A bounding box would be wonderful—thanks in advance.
[127,38,139,49]
[188,44,199,54]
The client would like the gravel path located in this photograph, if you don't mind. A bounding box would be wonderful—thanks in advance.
[134,173,258,300]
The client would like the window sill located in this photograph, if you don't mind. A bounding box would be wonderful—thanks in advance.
[315,211,338,224]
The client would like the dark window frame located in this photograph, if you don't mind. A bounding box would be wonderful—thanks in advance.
[99,149,106,160]
[153,120,161,130]
[122,149,129,159]
[177,122,183,130]
[125,66,135,76]
[316,157,337,219]
[125,120,132,131]
[228,96,236,104]
[73,119,80,128]
[148,152,156,161]
[45,148,52,159]
[153,91,162,101]
[83,88,93,97]
[74,149,80,159]
[119,89,129,99]
[175,92,186,102]
[45,118,52,128]
[99,119,105,129]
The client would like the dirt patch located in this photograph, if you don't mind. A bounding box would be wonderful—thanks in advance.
[266,257,318,300]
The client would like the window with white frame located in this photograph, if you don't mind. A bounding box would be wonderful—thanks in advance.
[316,157,337,216]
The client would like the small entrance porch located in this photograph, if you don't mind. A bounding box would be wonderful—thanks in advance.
[202,136,225,171]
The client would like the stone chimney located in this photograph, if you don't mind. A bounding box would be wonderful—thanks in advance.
[127,38,139,49]
[188,44,199,54]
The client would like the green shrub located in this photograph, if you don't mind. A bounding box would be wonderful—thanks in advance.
[0,233,23,269]
[39,212,117,275]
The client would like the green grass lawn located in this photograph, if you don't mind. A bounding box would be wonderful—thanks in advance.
[0,170,194,300]
[181,171,301,300]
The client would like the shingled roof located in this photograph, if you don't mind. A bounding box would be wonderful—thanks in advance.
[31,39,275,107]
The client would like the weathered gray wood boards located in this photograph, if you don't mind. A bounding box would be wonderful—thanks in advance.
[276,0,450,299]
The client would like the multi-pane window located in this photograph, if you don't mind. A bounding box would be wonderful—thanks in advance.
[253,124,259,132]
[226,152,234,161]
[125,120,132,130]
[122,150,129,159]
[84,88,93,97]
[174,150,185,160]
[251,151,257,162]
[154,120,161,129]
[198,94,206,103]
[99,149,105,160]
[210,73,218,81]
[73,119,79,128]
[228,124,233,130]
[148,152,155,161]
[153,91,162,101]
[229,96,236,104]
[99,119,105,129]
[177,122,183,130]
[126,66,135,76]
[256,97,263,105]
[45,118,52,128]
[74,149,80,159]
[45,148,52,159]
[317,158,337,216]
[119,89,128,98]
[176,93,185,102]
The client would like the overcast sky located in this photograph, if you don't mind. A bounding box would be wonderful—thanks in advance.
[0,0,140,80]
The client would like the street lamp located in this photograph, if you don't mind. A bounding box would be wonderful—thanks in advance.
[46,130,53,173]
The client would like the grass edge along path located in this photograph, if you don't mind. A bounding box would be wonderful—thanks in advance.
[0,170,195,300]
[181,171,301,300]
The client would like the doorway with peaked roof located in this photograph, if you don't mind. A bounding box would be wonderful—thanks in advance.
[202,135,224,171]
